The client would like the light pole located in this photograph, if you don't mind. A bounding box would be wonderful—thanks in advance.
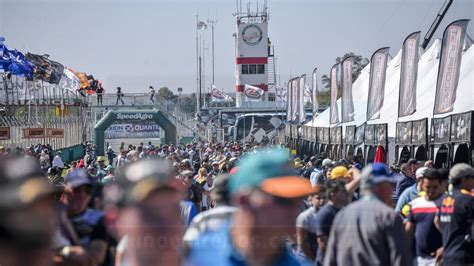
[207,19,217,86]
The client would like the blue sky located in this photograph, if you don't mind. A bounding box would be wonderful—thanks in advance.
[0,0,472,94]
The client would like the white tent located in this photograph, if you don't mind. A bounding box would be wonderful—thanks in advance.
[306,39,474,162]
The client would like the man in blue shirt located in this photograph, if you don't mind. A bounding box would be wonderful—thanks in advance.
[394,162,415,202]
[395,166,428,215]
[186,148,314,266]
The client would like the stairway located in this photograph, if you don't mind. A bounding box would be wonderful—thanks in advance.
[268,55,276,85]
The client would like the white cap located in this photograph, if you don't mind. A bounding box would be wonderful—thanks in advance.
[415,167,428,179]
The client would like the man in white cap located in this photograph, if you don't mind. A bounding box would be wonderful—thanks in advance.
[395,166,428,216]
[324,163,410,266]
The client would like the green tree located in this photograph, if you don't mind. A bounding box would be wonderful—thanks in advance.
[177,93,197,114]
[158,87,177,101]
[321,52,369,90]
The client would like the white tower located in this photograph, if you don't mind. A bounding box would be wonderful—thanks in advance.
[234,1,270,107]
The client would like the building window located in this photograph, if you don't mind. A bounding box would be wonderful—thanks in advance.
[242,64,266,75]
[242,65,249,74]
[249,64,257,74]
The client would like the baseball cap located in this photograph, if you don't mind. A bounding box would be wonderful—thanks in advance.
[230,148,313,199]
[330,166,348,180]
[0,157,54,209]
[66,169,93,188]
[105,159,183,206]
[449,163,474,180]
[407,158,418,165]
[361,163,402,189]
[322,158,333,168]
[415,167,428,179]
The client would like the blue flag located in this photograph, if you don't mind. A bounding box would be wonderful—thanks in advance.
[6,48,34,78]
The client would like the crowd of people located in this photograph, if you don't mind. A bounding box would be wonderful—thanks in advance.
[0,140,473,266]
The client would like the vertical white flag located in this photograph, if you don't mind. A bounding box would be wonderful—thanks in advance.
[367,47,390,121]
[330,64,339,124]
[398,31,420,117]
[244,84,264,102]
[298,74,307,124]
[312,67,319,118]
[433,19,470,115]
[341,57,355,122]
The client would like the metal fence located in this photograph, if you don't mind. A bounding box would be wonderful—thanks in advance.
[0,78,93,150]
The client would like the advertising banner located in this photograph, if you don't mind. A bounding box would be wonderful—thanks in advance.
[450,111,472,142]
[431,116,451,143]
[396,121,412,145]
[367,47,390,121]
[411,118,428,145]
[434,20,470,115]
[341,57,355,122]
[312,67,319,119]
[345,125,356,145]
[298,74,307,124]
[106,121,162,139]
[330,64,339,124]
[398,32,420,117]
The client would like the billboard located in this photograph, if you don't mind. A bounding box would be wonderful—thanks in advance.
[105,121,162,139]
[365,124,375,145]
[354,123,366,145]
[451,111,472,142]
[345,125,356,145]
[431,116,451,144]
[330,126,343,144]
[396,121,412,145]
[237,22,268,57]
[411,118,428,145]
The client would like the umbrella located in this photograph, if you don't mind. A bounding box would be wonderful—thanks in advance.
[374,145,386,163]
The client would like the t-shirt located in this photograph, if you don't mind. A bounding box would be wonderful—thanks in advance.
[315,204,340,265]
[395,183,418,213]
[324,197,410,266]
[187,221,310,266]
[309,168,323,187]
[407,195,443,257]
[295,207,319,259]
[180,200,198,226]
[69,208,107,247]
[438,188,474,264]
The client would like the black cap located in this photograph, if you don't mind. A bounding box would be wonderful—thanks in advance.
[0,157,54,209]
[407,158,417,165]
[104,159,183,207]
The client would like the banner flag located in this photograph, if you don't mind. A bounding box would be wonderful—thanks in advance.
[312,67,319,119]
[291,78,298,122]
[286,79,292,121]
[298,74,307,123]
[26,53,52,81]
[433,19,470,115]
[47,59,64,85]
[330,64,339,124]
[60,68,80,92]
[244,84,264,102]
[5,48,34,79]
[398,31,420,117]
[197,21,208,30]
[275,85,287,108]
[304,84,312,104]
[367,47,390,121]
[211,85,232,102]
[341,57,355,122]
